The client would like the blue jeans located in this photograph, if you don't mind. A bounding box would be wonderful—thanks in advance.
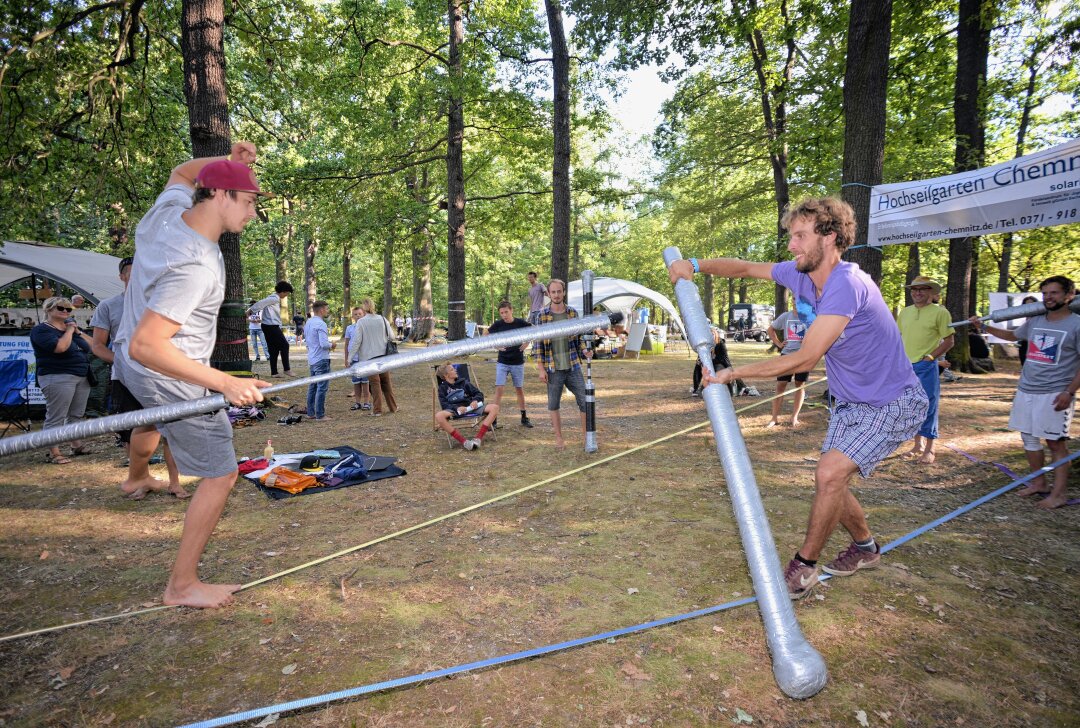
[250,328,268,358]
[912,359,940,439]
[306,359,331,419]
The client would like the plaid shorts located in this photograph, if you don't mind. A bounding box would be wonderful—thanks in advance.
[822,386,928,477]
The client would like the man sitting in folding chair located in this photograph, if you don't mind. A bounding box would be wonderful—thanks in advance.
[433,362,499,450]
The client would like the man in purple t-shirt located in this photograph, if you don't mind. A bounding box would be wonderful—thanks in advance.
[668,197,928,600]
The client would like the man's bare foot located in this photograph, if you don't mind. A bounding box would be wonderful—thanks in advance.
[163,581,241,608]
[1017,483,1052,497]
[1035,494,1068,509]
[765,420,779,428]
[790,418,801,428]
[903,448,921,459]
[918,452,936,465]
[120,476,169,500]
[554,438,566,450]
[168,482,191,499]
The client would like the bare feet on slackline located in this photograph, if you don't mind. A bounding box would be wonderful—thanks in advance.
[164,580,240,609]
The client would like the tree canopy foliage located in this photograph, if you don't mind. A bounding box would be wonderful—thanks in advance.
[1,0,1078,334]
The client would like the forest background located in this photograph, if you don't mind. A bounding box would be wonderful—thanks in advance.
[2,0,1079,370]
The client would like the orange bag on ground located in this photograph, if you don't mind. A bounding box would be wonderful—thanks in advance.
[259,466,319,494]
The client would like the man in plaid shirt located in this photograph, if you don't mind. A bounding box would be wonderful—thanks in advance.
[533,279,593,449]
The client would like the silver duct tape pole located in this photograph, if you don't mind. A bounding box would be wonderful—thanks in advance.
[663,247,827,699]
[582,269,598,453]
[950,296,1080,328]
[0,313,620,458]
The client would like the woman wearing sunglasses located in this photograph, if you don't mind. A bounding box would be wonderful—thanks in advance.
[30,297,95,464]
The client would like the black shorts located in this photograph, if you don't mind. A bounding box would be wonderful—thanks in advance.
[110,379,143,443]
[777,371,810,383]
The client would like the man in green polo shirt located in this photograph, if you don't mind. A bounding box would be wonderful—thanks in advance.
[896,276,954,464]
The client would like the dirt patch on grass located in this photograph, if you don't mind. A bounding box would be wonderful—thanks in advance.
[1,343,1077,726]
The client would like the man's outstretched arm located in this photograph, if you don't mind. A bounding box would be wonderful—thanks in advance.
[669,257,775,285]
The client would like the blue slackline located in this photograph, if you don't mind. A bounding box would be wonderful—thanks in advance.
[180,449,1080,728]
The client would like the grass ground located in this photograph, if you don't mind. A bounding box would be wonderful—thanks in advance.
[0,341,1077,727]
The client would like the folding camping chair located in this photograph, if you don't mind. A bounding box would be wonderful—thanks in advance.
[430,362,498,448]
[0,359,32,437]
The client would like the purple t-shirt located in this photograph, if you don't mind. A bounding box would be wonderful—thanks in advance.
[772,261,917,406]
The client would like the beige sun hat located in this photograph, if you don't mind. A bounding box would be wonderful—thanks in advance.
[905,276,942,294]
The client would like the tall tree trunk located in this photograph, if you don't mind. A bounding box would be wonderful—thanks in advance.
[342,243,352,317]
[741,0,794,315]
[303,234,317,317]
[570,213,581,280]
[947,0,992,373]
[726,278,736,327]
[446,0,467,340]
[276,197,292,283]
[998,49,1040,292]
[108,203,129,255]
[738,280,748,303]
[181,0,247,370]
[545,0,572,283]
[703,273,714,322]
[382,240,394,319]
[840,0,892,284]
[411,234,434,341]
[905,243,920,306]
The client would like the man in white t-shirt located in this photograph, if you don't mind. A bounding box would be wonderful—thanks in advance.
[113,142,269,608]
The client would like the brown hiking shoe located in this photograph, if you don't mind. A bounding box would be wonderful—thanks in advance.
[822,541,881,577]
[784,558,818,600]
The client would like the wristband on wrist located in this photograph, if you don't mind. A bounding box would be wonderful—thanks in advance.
[689,257,700,274]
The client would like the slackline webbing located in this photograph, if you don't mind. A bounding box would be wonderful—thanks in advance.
[180,448,1080,728]
[0,380,826,644]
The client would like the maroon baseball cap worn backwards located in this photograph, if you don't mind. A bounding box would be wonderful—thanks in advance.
[195,160,265,195]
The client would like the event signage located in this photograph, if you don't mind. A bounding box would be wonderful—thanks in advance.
[868,138,1080,247]
[0,336,43,404]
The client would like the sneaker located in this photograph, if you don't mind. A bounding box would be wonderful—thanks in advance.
[784,558,818,600]
[521,416,533,428]
[491,418,498,429]
[350,403,362,411]
[361,403,372,411]
[463,438,481,450]
[821,542,881,577]
[942,370,957,382]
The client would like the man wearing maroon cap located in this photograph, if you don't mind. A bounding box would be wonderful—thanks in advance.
[113,142,270,609]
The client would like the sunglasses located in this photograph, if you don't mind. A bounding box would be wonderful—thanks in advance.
[54,306,73,312]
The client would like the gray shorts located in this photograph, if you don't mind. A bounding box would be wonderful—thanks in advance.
[120,373,236,478]
[546,367,587,412]
[822,386,927,477]
[495,362,525,388]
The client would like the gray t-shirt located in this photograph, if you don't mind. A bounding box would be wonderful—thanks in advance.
[90,292,125,381]
[770,311,806,355]
[1015,312,1080,394]
[114,184,225,392]
[90,293,124,341]
[249,292,283,326]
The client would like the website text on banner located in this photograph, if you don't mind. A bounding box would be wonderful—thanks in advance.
[867,138,1080,247]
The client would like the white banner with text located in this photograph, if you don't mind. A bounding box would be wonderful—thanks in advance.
[868,138,1080,247]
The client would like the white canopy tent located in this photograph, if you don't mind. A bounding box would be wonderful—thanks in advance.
[566,277,685,334]
[0,241,124,304]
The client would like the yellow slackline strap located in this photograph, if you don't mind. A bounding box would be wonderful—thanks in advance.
[0,379,826,644]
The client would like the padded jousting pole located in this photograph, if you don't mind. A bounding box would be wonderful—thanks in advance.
[949,295,1080,328]
[582,269,598,453]
[0,313,621,458]
[663,246,828,700]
